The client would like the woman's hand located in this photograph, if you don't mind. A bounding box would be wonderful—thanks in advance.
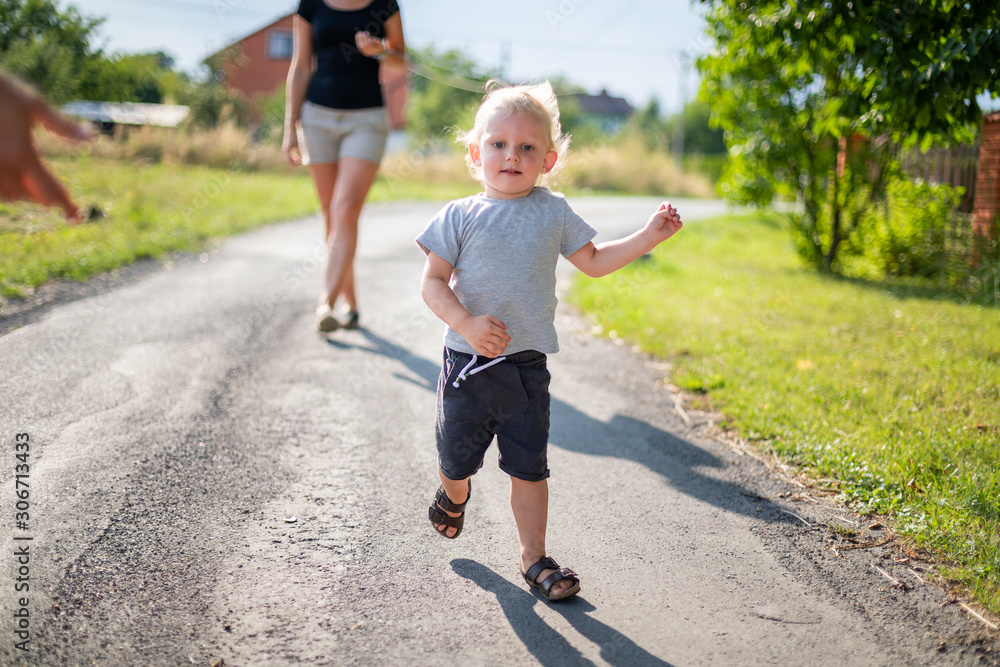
[282,127,302,166]
[355,31,386,58]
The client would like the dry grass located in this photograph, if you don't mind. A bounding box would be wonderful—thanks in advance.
[380,138,715,198]
[36,124,290,172]
[36,123,716,197]
[379,149,473,185]
[554,136,715,198]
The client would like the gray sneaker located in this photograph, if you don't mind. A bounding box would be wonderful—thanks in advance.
[316,305,340,332]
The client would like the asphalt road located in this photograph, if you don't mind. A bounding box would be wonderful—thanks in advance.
[1,197,997,666]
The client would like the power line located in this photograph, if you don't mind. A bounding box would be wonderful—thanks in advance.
[406,59,486,93]
[405,56,628,98]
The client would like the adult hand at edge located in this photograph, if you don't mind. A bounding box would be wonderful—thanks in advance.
[0,73,93,223]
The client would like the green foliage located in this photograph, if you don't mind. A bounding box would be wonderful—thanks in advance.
[81,51,186,103]
[554,94,607,148]
[0,0,103,103]
[666,99,726,155]
[572,212,1000,613]
[0,1,183,103]
[254,84,287,142]
[846,0,1000,147]
[697,0,1000,271]
[622,98,670,152]
[836,178,1000,303]
[853,179,962,278]
[406,46,493,145]
[605,97,726,165]
[177,80,251,129]
[683,153,729,186]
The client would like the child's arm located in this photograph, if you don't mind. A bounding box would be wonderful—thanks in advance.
[421,251,511,358]
[568,202,683,277]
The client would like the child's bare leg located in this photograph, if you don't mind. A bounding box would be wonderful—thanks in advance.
[510,477,575,597]
[432,471,470,538]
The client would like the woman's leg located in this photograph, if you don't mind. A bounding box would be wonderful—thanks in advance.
[323,157,379,310]
[309,162,359,314]
[308,162,338,246]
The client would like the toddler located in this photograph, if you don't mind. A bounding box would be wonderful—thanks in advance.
[416,81,682,601]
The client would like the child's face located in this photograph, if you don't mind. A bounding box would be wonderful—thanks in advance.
[470,111,557,200]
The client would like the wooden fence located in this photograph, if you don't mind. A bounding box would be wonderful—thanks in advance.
[893,113,1000,249]
[897,143,980,214]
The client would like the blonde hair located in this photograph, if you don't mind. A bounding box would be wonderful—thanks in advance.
[458,80,571,184]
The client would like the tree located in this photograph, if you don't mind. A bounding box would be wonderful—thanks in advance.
[698,0,999,271]
[627,98,670,152]
[176,80,250,128]
[0,0,103,103]
[405,46,494,146]
[84,52,185,104]
[669,99,725,156]
[1,0,182,104]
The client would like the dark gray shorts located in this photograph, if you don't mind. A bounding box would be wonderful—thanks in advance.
[435,348,551,482]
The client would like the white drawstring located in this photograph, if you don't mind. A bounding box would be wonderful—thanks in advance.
[452,354,506,388]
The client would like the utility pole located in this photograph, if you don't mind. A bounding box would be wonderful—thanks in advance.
[673,51,690,165]
[499,39,511,82]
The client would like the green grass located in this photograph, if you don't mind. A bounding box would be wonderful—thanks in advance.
[572,212,1000,615]
[5,152,997,614]
[0,155,471,300]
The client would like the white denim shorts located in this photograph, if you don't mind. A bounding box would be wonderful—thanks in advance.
[297,101,389,166]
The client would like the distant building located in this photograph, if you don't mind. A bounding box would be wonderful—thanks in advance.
[206,12,407,129]
[563,89,634,135]
[208,13,296,104]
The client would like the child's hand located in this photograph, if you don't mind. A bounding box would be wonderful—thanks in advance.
[457,315,511,358]
[646,202,683,243]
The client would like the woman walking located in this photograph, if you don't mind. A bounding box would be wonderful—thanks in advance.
[283,0,406,331]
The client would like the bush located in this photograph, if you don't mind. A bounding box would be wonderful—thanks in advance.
[836,177,1000,305]
[856,179,961,277]
[177,81,251,129]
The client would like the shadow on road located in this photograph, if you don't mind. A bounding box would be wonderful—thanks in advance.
[451,558,673,667]
[324,328,439,391]
[328,329,795,524]
[548,402,794,524]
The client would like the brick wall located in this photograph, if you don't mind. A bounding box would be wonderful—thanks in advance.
[221,15,295,102]
[972,112,1000,242]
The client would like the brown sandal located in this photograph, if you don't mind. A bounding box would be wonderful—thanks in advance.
[428,479,471,539]
[522,556,580,601]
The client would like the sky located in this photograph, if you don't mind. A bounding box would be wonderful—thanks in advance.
[74,0,710,114]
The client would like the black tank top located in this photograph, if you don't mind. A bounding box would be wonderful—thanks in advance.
[296,0,400,109]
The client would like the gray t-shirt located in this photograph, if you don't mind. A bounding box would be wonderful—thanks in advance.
[416,187,597,355]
